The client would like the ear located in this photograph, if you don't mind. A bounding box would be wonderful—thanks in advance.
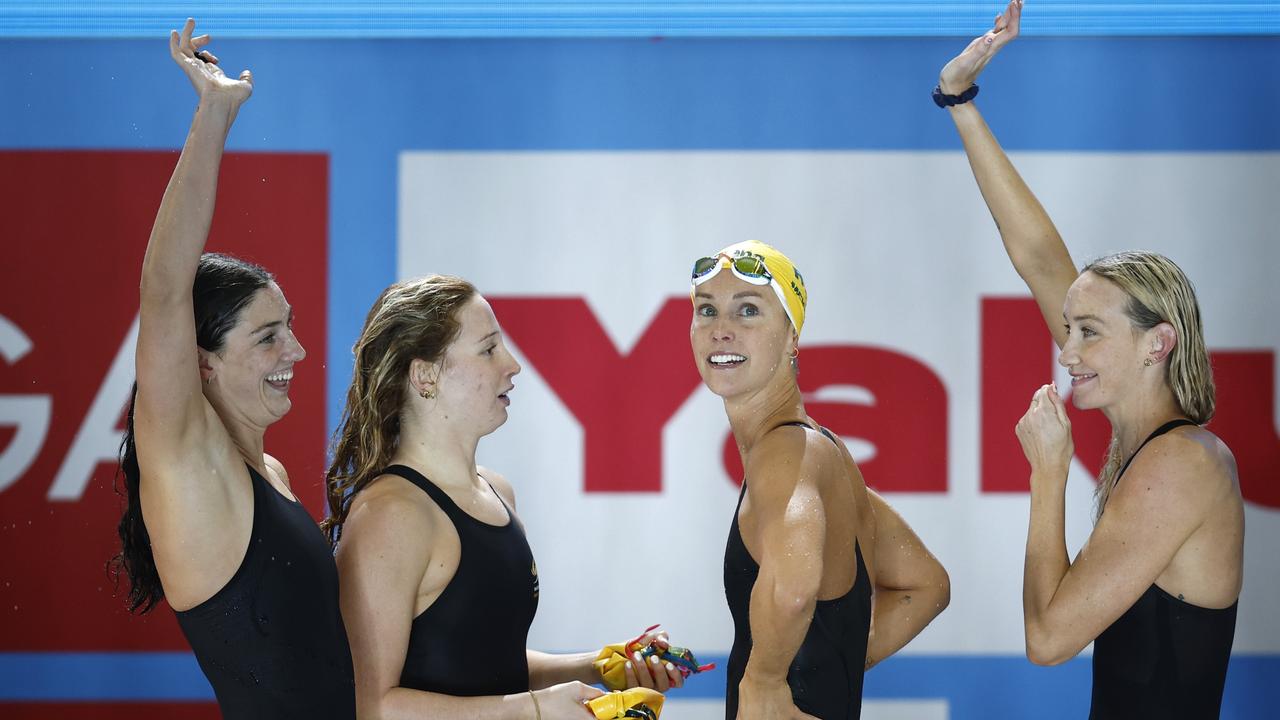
[197,348,216,383]
[1150,322,1178,363]
[409,357,440,396]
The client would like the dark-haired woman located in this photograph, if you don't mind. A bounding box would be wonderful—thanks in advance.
[113,20,354,718]
[940,2,1243,716]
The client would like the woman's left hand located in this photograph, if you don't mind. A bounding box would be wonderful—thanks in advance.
[736,677,818,720]
[1015,383,1073,478]
[620,626,683,692]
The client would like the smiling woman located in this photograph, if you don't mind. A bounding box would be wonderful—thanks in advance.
[109,19,355,720]
[942,2,1244,716]
[689,240,950,719]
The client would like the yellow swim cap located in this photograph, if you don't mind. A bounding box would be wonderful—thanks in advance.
[691,240,808,335]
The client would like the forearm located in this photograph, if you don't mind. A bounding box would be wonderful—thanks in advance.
[140,99,238,297]
[527,649,597,689]
[376,687,538,720]
[947,102,1070,279]
[1022,469,1071,654]
[865,575,950,670]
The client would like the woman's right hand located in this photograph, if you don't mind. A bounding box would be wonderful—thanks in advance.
[535,681,604,718]
[169,18,253,108]
[938,0,1022,95]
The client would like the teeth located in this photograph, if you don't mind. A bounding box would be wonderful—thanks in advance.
[266,370,293,383]
[709,353,747,365]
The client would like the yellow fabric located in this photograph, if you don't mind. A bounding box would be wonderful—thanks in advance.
[593,641,635,691]
[588,688,665,719]
[696,240,808,336]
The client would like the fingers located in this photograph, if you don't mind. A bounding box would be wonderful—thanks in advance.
[192,34,211,48]
[179,18,195,49]
[576,682,605,701]
[664,660,684,689]
[239,69,253,86]
[647,655,670,692]
[1048,383,1071,426]
[195,50,219,65]
[623,659,640,689]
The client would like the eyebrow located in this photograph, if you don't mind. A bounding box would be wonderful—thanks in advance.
[693,290,764,301]
[1064,312,1104,324]
[476,330,499,344]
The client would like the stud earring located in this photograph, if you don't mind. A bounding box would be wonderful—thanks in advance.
[420,387,435,399]
[1143,357,1154,367]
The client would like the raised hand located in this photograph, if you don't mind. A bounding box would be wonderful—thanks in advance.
[939,0,1022,94]
[169,18,253,108]
[1015,383,1073,480]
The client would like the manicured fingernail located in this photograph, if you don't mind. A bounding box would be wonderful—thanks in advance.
[626,661,633,669]
[665,662,675,672]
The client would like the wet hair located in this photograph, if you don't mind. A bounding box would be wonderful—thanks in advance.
[111,253,274,613]
[322,275,478,545]
[1084,251,1214,518]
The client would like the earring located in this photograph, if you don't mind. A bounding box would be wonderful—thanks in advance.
[1143,357,1154,367]
[420,387,435,399]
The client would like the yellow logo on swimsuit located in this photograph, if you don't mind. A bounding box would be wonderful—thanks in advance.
[531,560,540,600]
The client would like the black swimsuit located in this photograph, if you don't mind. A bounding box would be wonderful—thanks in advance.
[382,465,540,696]
[173,465,355,719]
[723,423,873,720]
[1089,419,1238,719]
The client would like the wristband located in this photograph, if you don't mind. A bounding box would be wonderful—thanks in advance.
[932,83,979,108]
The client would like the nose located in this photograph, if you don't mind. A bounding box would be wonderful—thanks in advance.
[285,329,307,363]
[503,345,521,377]
[709,316,734,343]
[1057,339,1077,369]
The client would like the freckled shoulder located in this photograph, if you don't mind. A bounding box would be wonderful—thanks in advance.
[1119,425,1235,506]
[744,426,837,508]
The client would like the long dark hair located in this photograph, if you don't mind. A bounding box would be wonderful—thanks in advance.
[111,253,274,614]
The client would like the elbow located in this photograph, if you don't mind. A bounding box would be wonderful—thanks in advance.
[1024,624,1078,667]
[933,566,952,616]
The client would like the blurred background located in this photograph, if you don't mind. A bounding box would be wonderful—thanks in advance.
[1,2,1277,718]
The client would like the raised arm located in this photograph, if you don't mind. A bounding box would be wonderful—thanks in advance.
[736,432,827,720]
[135,18,253,449]
[940,0,1078,347]
[863,489,950,670]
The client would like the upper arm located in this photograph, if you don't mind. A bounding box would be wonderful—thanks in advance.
[1025,262,1080,349]
[1035,435,1216,654]
[745,432,828,597]
[866,489,948,592]
[336,490,433,707]
[134,284,211,449]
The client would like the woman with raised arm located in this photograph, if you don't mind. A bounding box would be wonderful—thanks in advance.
[325,276,686,719]
[690,241,950,720]
[939,2,1244,716]
[112,19,355,719]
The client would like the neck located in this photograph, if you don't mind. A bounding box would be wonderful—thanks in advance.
[1101,383,1187,460]
[392,409,483,489]
[722,376,808,464]
[209,398,270,474]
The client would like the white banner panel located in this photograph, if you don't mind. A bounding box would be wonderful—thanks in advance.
[398,151,1280,661]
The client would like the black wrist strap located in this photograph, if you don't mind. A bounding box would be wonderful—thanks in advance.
[933,83,979,108]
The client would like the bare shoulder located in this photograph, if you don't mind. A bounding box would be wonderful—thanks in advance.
[478,465,516,509]
[1117,425,1237,509]
[745,425,838,507]
[342,473,438,547]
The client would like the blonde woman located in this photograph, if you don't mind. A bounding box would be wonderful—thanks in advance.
[939,2,1244,716]
[691,241,950,719]
[326,276,682,719]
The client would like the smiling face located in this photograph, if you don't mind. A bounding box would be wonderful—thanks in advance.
[690,269,797,400]
[432,294,522,437]
[202,282,306,428]
[1058,271,1156,411]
